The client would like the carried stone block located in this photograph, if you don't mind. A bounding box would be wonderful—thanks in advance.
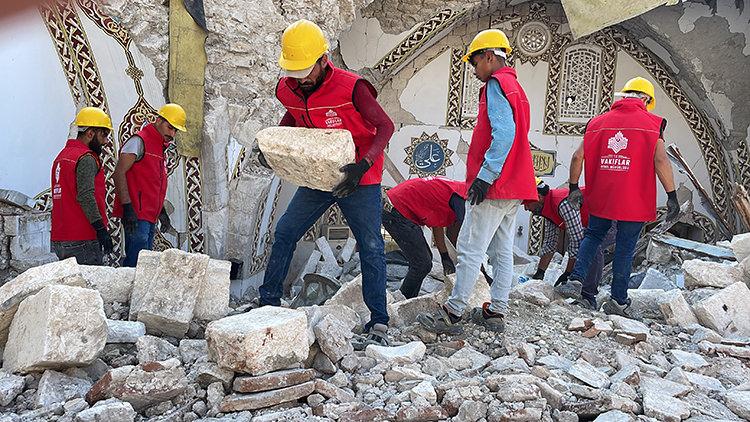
[80,265,135,305]
[256,126,355,191]
[692,281,750,337]
[206,307,309,375]
[0,258,86,347]
[129,249,210,338]
[3,285,107,373]
[193,258,231,321]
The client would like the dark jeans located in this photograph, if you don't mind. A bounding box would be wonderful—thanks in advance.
[580,224,617,302]
[52,240,103,265]
[122,220,156,267]
[259,185,387,330]
[382,208,432,299]
[571,215,643,305]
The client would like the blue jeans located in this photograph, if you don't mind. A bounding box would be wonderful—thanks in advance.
[259,185,387,330]
[570,215,643,305]
[580,224,617,302]
[122,220,156,267]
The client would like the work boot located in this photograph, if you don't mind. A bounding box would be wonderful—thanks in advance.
[417,305,464,335]
[602,298,633,318]
[352,323,389,351]
[470,302,506,333]
[554,280,582,299]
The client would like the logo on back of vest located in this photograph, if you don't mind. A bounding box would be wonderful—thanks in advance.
[601,131,631,172]
[607,131,628,153]
[324,109,343,128]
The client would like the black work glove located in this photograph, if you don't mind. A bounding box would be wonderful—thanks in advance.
[92,220,113,253]
[440,252,456,275]
[567,183,583,209]
[251,145,271,169]
[333,159,371,198]
[480,264,494,285]
[555,271,571,287]
[122,203,138,235]
[467,178,491,205]
[665,190,679,222]
[532,268,546,280]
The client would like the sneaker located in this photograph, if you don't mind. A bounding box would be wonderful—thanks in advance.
[352,323,389,351]
[601,298,633,317]
[469,302,506,333]
[574,296,597,310]
[417,305,464,335]
[554,280,582,299]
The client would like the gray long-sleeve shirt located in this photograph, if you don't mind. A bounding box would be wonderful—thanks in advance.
[76,154,103,225]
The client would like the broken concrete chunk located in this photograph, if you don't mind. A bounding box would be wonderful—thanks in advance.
[74,398,135,422]
[80,265,135,305]
[730,233,750,262]
[567,360,611,389]
[668,349,708,370]
[129,249,210,338]
[219,380,315,412]
[191,360,234,390]
[365,341,426,364]
[610,365,640,385]
[0,258,86,347]
[206,306,309,375]
[233,368,316,393]
[106,320,146,344]
[639,375,692,397]
[609,315,650,342]
[178,339,208,366]
[682,259,743,289]
[642,392,691,421]
[692,281,750,337]
[3,285,107,373]
[639,268,678,290]
[447,347,492,371]
[314,314,354,363]
[0,370,26,406]
[568,317,593,332]
[723,390,750,419]
[256,127,355,191]
[301,304,359,347]
[193,258,231,321]
[509,280,555,306]
[658,290,698,328]
[135,335,178,364]
[35,369,92,408]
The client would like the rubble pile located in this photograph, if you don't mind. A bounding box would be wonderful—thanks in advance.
[1,235,749,422]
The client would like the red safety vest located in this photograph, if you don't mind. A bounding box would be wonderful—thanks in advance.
[50,139,108,241]
[387,177,465,228]
[112,123,169,223]
[276,61,384,186]
[584,98,664,222]
[466,67,537,201]
[540,188,590,229]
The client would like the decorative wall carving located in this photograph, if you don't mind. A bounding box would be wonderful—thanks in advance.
[559,45,602,121]
[403,132,455,177]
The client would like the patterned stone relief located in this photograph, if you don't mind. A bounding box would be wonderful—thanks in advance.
[247,181,284,276]
[558,45,602,121]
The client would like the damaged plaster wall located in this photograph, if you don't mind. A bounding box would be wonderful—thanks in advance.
[103,0,376,259]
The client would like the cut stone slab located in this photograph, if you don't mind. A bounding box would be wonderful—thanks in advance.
[0,370,26,406]
[136,335,178,364]
[80,265,135,304]
[643,392,690,422]
[567,360,611,389]
[365,341,426,364]
[256,126,355,191]
[669,349,708,370]
[682,259,743,289]
[658,290,699,328]
[193,258,231,321]
[314,314,354,363]
[129,249,210,338]
[35,369,92,408]
[233,368,316,393]
[609,315,650,340]
[3,285,107,373]
[74,398,135,422]
[313,379,356,403]
[639,268,678,290]
[205,306,309,375]
[86,359,188,411]
[106,320,146,344]
[693,282,750,337]
[219,380,315,412]
[0,257,86,347]
[724,390,750,419]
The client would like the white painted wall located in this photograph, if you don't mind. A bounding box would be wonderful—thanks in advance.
[339,17,415,71]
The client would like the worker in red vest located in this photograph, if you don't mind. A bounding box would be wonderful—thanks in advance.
[419,29,537,334]
[383,177,465,298]
[523,178,615,309]
[566,77,678,317]
[258,20,395,347]
[51,107,113,265]
[113,104,187,267]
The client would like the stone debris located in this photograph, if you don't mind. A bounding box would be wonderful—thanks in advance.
[193,258,231,321]
[220,381,315,412]
[74,398,135,422]
[0,371,25,406]
[79,265,135,306]
[256,126,355,191]
[682,259,744,289]
[106,320,146,344]
[365,341,426,364]
[135,335,178,363]
[35,369,92,408]
[692,281,750,337]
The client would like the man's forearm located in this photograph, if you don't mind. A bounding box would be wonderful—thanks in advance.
[113,171,131,204]
[569,143,584,184]
[654,140,676,192]
[75,156,103,224]
[433,227,448,253]
[538,253,553,271]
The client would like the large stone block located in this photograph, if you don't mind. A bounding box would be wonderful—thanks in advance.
[682,259,743,289]
[193,258,231,321]
[325,275,397,327]
[0,258,86,346]
[658,290,698,328]
[730,233,750,262]
[301,304,359,346]
[129,249,210,338]
[206,307,309,375]
[3,285,107,373]
[80,265,135,304]
[639,268,678,290]
[692,282,750,337]
[256,127,355,191]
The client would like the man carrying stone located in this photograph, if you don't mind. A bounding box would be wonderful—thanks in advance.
[113,103,187,267]
[383,176,465,299]
[565,77,679,317]
[418,29,537,334]
[50,107,114,265]
[258,20,395,346]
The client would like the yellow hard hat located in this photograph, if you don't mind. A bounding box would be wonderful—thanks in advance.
[157,103,187,132]
[278,19,329,77]
[535,177,543,186]
[462,29,512,62]
[75,107,113,130]
[621,77,656,111]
